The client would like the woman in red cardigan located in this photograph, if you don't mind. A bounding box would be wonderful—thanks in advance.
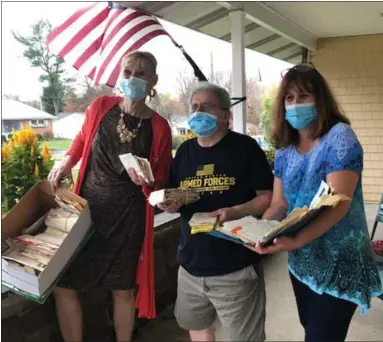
[48,51,173,342]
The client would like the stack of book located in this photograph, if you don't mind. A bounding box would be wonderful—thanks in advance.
[2,195,82,276]
[189,213,219,234]
[148,188,200,207]
[119,153,154,184]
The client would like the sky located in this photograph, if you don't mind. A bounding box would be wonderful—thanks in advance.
[1,1,293,102]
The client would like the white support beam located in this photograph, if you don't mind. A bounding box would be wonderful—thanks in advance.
[220,1,317,51]
[230,9,246,135]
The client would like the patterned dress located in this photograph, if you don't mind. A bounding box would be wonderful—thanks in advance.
[59,104,152,290]
[274,122,382,314]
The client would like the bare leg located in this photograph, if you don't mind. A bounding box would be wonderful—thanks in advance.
[190,327,215,342]
[113,289,136,342]
[53,287,83,342]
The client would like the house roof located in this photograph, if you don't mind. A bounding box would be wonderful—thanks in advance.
[2,99,56,120]
[56,112,85,121]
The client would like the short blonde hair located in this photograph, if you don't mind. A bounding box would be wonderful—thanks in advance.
[121,51,157,74]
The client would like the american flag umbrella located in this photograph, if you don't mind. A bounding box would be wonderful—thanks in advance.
[46,1,207,88]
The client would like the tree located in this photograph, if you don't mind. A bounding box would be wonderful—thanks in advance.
[260,86,278,143]
[176,71,199,114]
[149,92,183,121]
[2,94,20,101]
[213,72,263,128]
[63,76,115,112]
[12,20,73,115]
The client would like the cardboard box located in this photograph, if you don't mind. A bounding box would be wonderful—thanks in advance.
[1,181,93,302]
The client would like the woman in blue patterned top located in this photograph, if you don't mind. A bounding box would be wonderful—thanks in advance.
[250,64,382,342]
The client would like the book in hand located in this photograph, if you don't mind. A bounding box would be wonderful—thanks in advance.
[207,181,350,246]
[148,188,200,207]
[189,212,219,234]
[209,216,279,245]
[119,153,154,184]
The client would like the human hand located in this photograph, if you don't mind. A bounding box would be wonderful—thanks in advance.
[208,207,241,224]
[47,156,73,192]
[246,236,302,255]
[127,168,154,187]
[157,202,181,214]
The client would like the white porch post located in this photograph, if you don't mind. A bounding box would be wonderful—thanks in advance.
[230,8,246,134]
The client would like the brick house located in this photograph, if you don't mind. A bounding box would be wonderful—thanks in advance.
[2,99,55,137]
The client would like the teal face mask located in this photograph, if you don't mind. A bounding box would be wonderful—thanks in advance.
[285,103,317,129]
[188,112,217,137]
[118,77,148,101]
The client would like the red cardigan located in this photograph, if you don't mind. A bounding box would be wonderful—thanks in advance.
[66,95,173,319]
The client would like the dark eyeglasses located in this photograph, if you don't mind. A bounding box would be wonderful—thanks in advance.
[281,62,318,78]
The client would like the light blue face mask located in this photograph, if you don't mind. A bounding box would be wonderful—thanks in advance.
[285,103,317,130]
[188,112,217,137]
[118,77,148,101]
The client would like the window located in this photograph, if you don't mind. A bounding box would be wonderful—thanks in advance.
[30,120,47,127]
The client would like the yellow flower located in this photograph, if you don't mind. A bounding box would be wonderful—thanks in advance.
[1,145,9,161]
[8,139,15,150]
[13,132,19,144]
[34,163,39,177]
[41,142,52,165]
[26,127,36,143]
[30,145,35,157]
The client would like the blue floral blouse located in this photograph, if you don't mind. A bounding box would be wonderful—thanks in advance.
[274,122,382,313]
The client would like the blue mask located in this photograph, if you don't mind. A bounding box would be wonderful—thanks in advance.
[118,77,148,101]
[188,112,217,137]
[285,103,317,129]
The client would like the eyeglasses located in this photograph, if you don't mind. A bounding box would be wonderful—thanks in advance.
[189,102,229,113]
[281,62,318,78]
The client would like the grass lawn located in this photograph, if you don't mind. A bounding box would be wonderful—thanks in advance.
[39,139,72,150]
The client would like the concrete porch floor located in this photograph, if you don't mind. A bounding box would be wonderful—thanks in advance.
[135,204,383,341]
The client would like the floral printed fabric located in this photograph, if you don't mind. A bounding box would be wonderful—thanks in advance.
[275,122,382,313]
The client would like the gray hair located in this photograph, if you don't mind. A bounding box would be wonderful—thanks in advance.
[188,82,231,111]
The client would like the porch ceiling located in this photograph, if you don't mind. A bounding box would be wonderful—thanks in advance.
[265,2,383,38]
[119,1,313,65]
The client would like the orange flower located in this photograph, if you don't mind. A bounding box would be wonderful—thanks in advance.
[34,163,39,177]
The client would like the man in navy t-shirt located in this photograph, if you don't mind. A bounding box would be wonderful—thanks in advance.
[159,82,273,341]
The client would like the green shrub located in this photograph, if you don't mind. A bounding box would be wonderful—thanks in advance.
[43,131,54,141]
[1,126,54,214]
[36,134,44,141]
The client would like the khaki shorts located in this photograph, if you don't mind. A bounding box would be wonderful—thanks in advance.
[175,263,266,341]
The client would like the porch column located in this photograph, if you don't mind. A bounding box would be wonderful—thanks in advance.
[230,8,246,134]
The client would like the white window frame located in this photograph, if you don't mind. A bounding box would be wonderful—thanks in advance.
[30,119,47,128]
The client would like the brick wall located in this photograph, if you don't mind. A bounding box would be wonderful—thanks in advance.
[311,34,383,203]
[23,120,53,136]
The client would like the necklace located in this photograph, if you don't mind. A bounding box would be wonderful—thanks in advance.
[117,112,143,143]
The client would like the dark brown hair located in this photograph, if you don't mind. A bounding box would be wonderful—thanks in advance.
[270,64,350,149]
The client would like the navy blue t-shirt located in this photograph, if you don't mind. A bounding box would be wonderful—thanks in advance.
[169,131,274,277]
